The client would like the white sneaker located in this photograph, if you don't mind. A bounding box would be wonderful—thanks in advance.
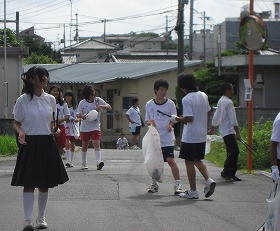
[131,145,141,150]
[204,178,216,198]
[174,184,184,196]
[81,164,88,170]
[179,190,199,199]
[23,219,34,231]
[36,217,48,229]
[148,183,159,193]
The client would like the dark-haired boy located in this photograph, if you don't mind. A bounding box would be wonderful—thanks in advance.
[208,82,242,181]
[173,73,216,199]
[145,79,183,195]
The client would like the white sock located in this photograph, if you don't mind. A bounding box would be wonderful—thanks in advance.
[65,149,70,162]
[23,192,34,221]
[175,180,181,186]
[95,150,101,163]
[81,151,87,165]
[38,191,48,218]
[70,152,74,164]
[152,178,157,185]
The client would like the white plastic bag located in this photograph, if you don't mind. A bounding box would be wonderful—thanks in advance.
[72,121,80,139]
[264,178,280,231]
[205,135,212,154]
[142,125,164,183]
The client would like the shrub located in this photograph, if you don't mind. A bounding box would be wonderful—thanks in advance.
[0,135,18,156]
[206,119,272,170]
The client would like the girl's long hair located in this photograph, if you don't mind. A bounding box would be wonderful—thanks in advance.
[22,66,49,100]
[64,90,77,109]
[48,85,64,106]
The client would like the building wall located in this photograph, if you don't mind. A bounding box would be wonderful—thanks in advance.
[238,65,280,108]
[0,57,24,119]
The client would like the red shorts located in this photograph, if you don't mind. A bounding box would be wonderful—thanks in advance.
[55,125,66,148]
[66,136,79,142]
[80,131,101,141]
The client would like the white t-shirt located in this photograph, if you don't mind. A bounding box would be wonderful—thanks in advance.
[126,106,141,127]
[145,98,176,147]
[211,96,238,137]
[116,137,128,148]
[65,106,78,136]
[271,112,280,159]
[57,102,70,125]
[77,97,109,132]
[181,91,211,143]
[13,92,56,135]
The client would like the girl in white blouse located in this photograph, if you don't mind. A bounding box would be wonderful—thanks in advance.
[12,66,69,231]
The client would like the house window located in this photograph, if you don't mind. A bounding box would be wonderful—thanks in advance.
[123,97,134,109]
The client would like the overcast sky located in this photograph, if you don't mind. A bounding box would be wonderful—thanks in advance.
[1,0,275,49]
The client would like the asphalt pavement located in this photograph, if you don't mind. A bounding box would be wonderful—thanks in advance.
[0,149,271,231]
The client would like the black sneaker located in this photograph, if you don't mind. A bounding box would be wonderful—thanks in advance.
[65,163,71,167]
[232,176,242,181]
[97,162,104,170]
[221,175,234,182]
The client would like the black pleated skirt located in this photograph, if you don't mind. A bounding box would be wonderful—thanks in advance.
[11,135,69,188]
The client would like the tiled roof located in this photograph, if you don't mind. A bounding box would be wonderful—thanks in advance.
[62,38,118,51]
[24,61,203,84]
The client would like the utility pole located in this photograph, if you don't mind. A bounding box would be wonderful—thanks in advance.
[74,13,79,42]
[217,24,222,76]
[189,0,194,60]
[165,15,169,54]
[177,0,188,74]
[69,0,73,47]
[203,11,206,64]
[102,19,107,42]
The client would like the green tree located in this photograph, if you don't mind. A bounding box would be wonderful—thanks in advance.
[23,52,57,64]
[22,36,62,64]
[0,28,20,47]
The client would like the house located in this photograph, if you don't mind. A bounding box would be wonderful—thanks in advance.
[80,34,166,53]
[18,26,45,45]
[215,53,280,125]
[60,38,119,64]
[24,61,203,147]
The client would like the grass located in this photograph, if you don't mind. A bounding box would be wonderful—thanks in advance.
[0,135,18,157]
[206,119,272,171]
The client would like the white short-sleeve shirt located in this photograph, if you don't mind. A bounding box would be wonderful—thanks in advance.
[271,112,280,159]
[126,106,141,127]
[181,91,211,143]
[211,96,238,137]
[145,98,176,147]
[65,106,77,136]
[13,92,56,135]
[56,102,70,125]
[77,97,109,132]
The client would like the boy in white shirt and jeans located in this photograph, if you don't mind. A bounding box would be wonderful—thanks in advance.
[145,79,184,195]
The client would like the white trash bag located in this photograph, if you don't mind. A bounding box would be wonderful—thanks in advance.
[205,135,212,154]
[142,125,164,183]
[72,121,80,139]
[264,178,280,231]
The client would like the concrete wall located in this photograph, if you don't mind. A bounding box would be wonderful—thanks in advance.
[0,52,25,119]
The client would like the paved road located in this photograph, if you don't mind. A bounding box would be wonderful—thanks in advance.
[0,149,271,231]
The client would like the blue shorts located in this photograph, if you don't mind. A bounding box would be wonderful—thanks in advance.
[179,142,206,161]
[162,146,175,162]
[130,126,141,135]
